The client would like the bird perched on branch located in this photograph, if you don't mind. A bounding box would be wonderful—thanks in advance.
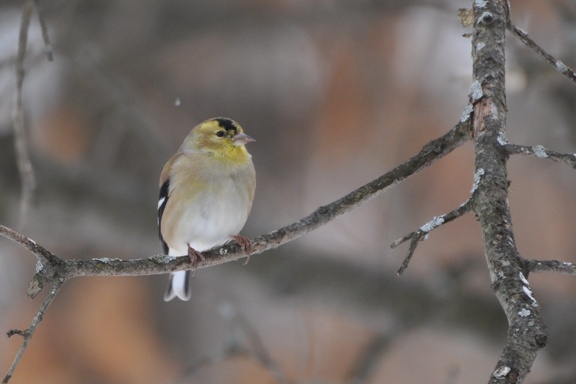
[158,117,256,301]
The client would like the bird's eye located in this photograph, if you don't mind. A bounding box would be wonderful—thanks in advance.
[216,130,225,137]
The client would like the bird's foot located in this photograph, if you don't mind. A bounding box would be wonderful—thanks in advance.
[231,235,253,265]
[187,245,206,275]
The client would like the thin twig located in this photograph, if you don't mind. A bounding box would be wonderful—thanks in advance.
[2,279,64,384]
[13,1,37,230]
[32,0,53,61]
[526,260,576,275]
[505,144,576,168]
[508,23,576,84]
[392,233,426,276]
[391,199,474,275]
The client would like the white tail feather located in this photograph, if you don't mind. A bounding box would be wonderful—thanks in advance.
[163,271,191,301]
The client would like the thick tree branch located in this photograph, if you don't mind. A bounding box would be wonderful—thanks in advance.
[471,1,547,382]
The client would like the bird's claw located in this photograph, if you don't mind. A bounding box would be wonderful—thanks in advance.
[231,235,253,265]
[187,245,206,275]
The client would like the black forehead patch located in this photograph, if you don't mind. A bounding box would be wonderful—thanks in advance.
[215,118,238,134]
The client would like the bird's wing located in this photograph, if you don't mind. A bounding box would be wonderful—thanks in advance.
[158,155,178,255]
[158,178,170,254]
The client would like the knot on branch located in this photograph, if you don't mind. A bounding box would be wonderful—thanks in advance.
[477,11,495,26]
[28,265,61,299]
[534,333,548,349]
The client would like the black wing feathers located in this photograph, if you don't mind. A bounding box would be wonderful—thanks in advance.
[158,179,170,255]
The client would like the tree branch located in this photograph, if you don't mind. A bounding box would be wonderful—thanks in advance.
[13,1,37,230]
[2,279,63,384]
[7,1,576,382]
[391,198,474,275]
[0,119,472,285]
[1,118,470,381]
[526,260,576,275]
[11,0,54,230]
[508,23,576,84]
[471,1,547,382]
[505,144,576,168]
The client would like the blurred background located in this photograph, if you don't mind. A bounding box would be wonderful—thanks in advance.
[1,0,576,383]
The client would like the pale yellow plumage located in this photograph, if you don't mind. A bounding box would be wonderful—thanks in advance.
[158,118,256,301]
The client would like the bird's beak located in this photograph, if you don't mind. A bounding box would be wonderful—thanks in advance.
[233,132,255,146]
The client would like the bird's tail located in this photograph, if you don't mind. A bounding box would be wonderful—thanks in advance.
[164,270,192,301]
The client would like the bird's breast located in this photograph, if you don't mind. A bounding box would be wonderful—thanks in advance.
[167,168,254,253]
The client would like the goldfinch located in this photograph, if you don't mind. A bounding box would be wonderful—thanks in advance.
[158,117,256,301]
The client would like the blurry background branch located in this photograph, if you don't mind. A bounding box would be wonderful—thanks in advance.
[13,2,36,230]
[11,0,54,230]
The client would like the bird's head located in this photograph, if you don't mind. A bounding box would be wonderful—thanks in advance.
[183,117,255,162]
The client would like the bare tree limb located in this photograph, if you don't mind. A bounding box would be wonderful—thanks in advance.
[2,279,63,384]
[526,260,576,275]
[5,1,576,382]
[1,118,471,287]
[508,23,576,84]
[391,198,474,275]
[505,144,576,168]
[0,118,471,382]
[0,119,472,283]
[471,1,547,382]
